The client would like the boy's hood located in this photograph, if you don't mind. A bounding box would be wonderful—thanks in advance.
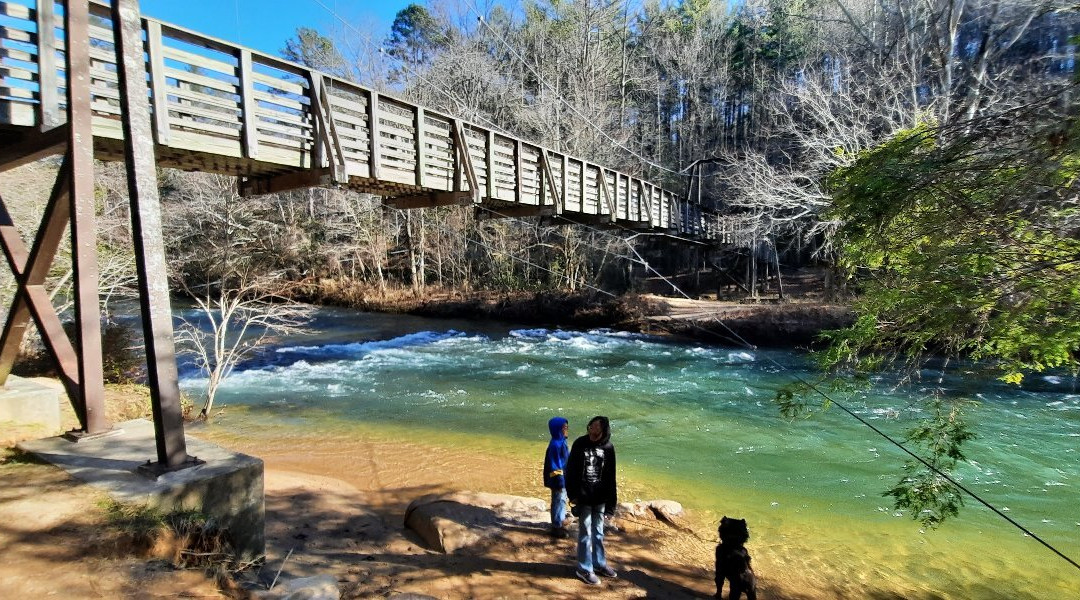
[548,416,568,439]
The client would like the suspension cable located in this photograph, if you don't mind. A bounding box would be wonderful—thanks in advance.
[300,0,1080,573]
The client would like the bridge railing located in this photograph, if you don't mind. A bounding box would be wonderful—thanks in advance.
[0,0,732,240]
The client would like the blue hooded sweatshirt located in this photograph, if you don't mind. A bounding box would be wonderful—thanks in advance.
[543,416,569,489]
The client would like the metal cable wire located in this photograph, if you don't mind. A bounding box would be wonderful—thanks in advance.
[302,0,1080,573]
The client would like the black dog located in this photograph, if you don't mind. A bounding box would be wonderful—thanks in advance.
[715,516,757,600]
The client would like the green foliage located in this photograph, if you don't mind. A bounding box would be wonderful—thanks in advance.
[824,114,1080,383]
[885,400,975,529]
[282,27,346,75]
[387,4,447,68]
[794,99,1080,527]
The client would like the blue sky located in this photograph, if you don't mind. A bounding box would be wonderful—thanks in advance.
[140,0,415,57]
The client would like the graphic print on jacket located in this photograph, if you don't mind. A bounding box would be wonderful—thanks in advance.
[583,447,605,491]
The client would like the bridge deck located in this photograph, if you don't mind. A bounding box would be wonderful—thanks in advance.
[0,1,725,239]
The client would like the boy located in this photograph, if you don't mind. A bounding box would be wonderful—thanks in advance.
[543,416,570,537]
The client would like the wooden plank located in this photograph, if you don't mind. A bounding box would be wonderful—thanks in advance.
[0,86,35,99]
[0,1,33,20]
[414,106,425,186]
[580,161,588,213]
[329,109,368,130]
[89,65,118,83]
[168,99,239,123]
[377,107,414,129]
[168,85,241,111]
[255,103,312,127]
[168,115,241,137]
[0,65,33,80]
[560,154,569,210]
[161,45,237,78]
[327,93,368,115]
[252,89,307,113]
[89,85,121,101]
[318,76,346,179]
[145,20,171,144]
[163,65,236,94]
[0,26,34,44]
[513,138,523,204]
[597,168,616,220]
[379,148,416,166]
[485,129,496,200]
[90,99,121,115]
[1,47,34,63]
[367,90,380,180]
[250,70,306,96]
[380,134,415,153]
[538,150,563,213]
[88,22,114,44]
[255,116,310,141]
[238,49,259,159]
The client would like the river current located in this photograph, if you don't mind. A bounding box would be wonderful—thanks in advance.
[179,307,1079,599]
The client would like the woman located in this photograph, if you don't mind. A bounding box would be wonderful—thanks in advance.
[565,415,618,585]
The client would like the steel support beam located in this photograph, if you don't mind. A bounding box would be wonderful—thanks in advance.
[111,0,192,470]
[384,191,474,210]
[66,0,108,434]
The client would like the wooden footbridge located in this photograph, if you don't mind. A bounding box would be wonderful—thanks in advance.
[1,0,725,232]
[0,1,727,471]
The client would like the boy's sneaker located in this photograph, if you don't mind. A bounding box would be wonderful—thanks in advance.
[575,568,600,585]
[597,565,618,578]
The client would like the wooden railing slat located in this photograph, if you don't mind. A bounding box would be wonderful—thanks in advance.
[238,49,258,159]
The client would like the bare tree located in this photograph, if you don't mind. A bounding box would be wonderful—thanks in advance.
[162,171,313,419]
[174,272,311,419]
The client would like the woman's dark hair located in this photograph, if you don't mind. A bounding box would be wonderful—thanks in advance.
[589,415,610,444]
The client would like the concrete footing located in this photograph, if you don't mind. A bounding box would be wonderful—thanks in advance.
[0,375,61,432]
[18,418,264,560]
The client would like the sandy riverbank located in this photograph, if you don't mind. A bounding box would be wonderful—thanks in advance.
[0,381,733,599]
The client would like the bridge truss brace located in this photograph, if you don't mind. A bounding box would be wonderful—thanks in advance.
[0,1,108,435]
[0,1,193,470]
[384,118,482,210]
[537,150,564,215]
[0,154,102,430]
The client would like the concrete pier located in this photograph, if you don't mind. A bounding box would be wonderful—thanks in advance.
[0,375,61,433]
[18,418,264,560]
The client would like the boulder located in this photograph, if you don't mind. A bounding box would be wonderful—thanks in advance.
[256,574,339,600]
[404,491,547,553]
[614,499,690,531]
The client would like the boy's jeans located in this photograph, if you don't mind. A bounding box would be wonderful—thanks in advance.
[550,487,567,527]
[576,503,607,572]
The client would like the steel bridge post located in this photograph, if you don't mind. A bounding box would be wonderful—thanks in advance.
[66,0,108,434]
[110,0,193,470]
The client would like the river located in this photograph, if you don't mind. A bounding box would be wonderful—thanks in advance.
[178,306,1080,599]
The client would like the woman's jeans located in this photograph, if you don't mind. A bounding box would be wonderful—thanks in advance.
[576,503,607,572]
[550,487,567,527]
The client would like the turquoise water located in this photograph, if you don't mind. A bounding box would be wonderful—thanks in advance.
[180,307,1080,598]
